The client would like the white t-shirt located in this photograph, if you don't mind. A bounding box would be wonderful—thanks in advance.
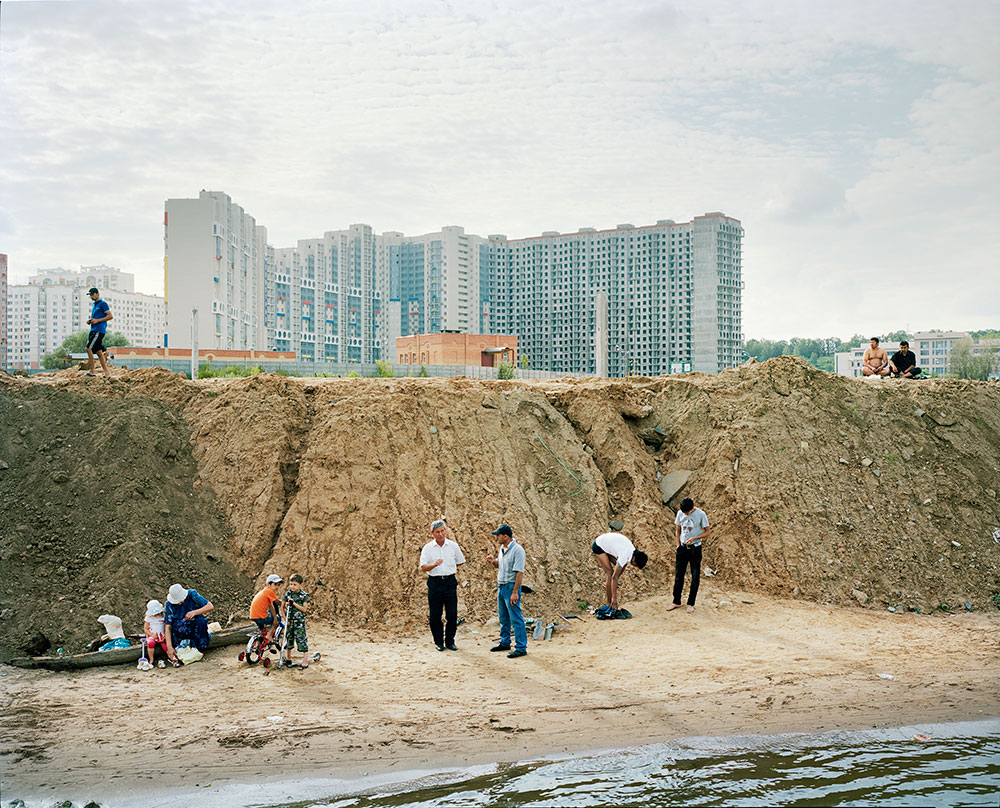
[594,532,635,568]
[675,508,709,547]
[146,614,165,637]
[420,538,467,576]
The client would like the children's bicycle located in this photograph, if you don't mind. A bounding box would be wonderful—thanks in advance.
[238,620,285,668]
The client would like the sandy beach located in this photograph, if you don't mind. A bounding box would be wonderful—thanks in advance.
[2,585,998,806]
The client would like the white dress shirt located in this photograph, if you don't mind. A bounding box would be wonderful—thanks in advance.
[420,538,466,576]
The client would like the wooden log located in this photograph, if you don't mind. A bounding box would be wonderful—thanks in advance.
[5,625,257,671]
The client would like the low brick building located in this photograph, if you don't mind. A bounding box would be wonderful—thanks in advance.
[396,333,517,367]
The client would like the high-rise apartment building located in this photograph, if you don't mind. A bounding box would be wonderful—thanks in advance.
[0,254,7,369]
[266,224,381,362]
[164,191,265,351]
[5,267,165,369]
[489,213,743,375]
[163,191,743,375]
[382,226,491,338]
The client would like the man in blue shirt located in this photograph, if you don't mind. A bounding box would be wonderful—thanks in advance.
[85,287,113,378]
[485,524,528,658]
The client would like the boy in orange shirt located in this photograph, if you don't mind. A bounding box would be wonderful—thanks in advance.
[250,574,284,638]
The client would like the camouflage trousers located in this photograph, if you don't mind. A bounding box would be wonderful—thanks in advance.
[284,619,308,652]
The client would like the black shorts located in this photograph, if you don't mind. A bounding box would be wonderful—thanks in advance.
[591,541,603,554]
[87,330,106,353]
[252,615,274,631]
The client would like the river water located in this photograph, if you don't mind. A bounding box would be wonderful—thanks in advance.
[93,718,1000,807]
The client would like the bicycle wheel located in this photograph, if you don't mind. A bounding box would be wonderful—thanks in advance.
[245,635,263,665]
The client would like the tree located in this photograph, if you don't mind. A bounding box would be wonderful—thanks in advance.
[42,330,130,369]
[375,360,394,378]
[497,361,515,380]
[950,338,998,380]
[518,353,529,370]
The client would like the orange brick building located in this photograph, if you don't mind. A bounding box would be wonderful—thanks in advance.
[396,333,517,367]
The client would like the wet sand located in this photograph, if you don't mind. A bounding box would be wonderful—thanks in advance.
[2,586,998,806]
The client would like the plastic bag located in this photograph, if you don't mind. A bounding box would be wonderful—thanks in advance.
[175,646,203,664]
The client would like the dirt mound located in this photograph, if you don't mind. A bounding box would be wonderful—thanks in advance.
[0,375,251,659]
[2,359,999,657]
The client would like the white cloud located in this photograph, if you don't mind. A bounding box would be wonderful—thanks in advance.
[1,0,997,335]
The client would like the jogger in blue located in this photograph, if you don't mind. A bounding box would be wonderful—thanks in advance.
[486,524,528,658]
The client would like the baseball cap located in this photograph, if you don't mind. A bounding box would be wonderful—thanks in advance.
[266,574,284,584]
[491,524,513,537]
[88,287,99,295]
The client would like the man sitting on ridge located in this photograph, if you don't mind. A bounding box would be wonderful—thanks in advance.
[862,337,890,377]
[888,340,922,379]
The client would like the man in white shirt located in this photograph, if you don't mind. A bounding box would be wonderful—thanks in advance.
[591,532,648,615]
[669,497,710,613]
[419,519,466,651]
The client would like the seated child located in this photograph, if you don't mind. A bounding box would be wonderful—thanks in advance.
[282,573,311,669]
[144,599,168,669]
[250,574,284,638]
[97,614,131,651]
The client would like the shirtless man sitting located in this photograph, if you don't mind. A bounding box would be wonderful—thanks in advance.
[862,337,890,377]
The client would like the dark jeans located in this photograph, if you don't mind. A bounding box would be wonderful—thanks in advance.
[427,575,458,646]
[673,545,702,606]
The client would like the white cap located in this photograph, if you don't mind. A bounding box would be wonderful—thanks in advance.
[266,574,283,584]
[167,584,188,605]
[145,599,164,618]
[97,614,125,640]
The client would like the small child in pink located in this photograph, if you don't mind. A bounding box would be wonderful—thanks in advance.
[143,600,168,669]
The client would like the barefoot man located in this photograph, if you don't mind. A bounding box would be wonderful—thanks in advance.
[861,337,889,377]
[669,498,710,614]
[85,287,113,378]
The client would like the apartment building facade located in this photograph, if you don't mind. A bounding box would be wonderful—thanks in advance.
[5,267,165,369]
[488,213,743,376]
[162,191,743,375]
[164,191,266,352]
[267,224,381,362]
[0,254,7,369]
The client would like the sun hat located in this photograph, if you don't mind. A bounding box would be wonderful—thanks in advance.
[145,599,164,618]
[167,584,188,605]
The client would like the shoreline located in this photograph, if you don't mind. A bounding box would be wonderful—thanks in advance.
[68,717,1000,808]
[2,588,998,806]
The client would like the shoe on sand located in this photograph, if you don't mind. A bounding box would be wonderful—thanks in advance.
[490,644,511,652]
[157,660,166,668]
[507,649,527,658]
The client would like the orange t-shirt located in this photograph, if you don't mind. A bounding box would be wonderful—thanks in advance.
[250,587,279,620]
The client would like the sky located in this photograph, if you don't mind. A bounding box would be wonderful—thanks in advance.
[1,0,998,340]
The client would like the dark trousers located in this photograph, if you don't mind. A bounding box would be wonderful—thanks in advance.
[427,575,458,646]
[673,545,702,606]
[169,615,211,652]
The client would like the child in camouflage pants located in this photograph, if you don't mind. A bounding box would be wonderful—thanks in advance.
[282,573,311,669]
